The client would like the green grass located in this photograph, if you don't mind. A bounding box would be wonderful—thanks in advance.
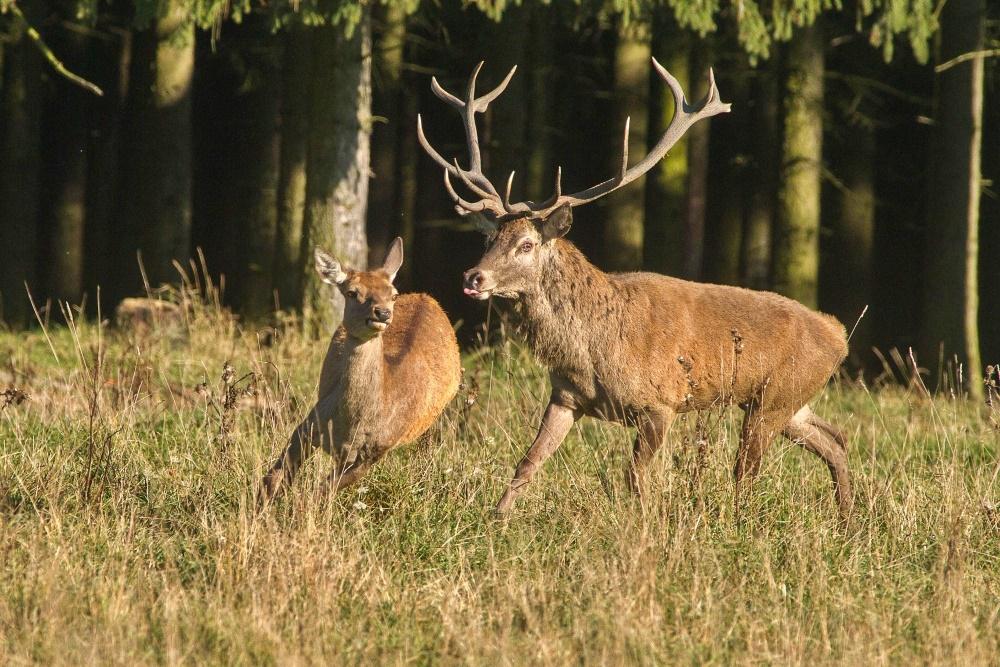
[1,297,998,665]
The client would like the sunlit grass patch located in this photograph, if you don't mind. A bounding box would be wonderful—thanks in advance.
[1,297,998,664]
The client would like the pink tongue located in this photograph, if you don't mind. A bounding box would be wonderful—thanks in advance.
[463,288,479,296]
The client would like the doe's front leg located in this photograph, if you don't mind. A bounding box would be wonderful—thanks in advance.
[257,395,337,507]
[495,401,580,516]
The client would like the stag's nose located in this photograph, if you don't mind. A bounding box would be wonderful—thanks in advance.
[373,306,391,323]
[464,269,484,290]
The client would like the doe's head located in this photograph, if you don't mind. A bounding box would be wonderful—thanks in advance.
[315,237,404,339]
[462,205,572,300]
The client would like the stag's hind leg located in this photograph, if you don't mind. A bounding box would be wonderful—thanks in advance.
[626,410,675,497]
[782,406,853,520]
[733,401,793,507]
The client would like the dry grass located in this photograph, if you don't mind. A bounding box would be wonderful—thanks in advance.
[1,292,998,665]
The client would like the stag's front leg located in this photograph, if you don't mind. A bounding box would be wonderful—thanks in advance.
[257,394,337,507]
[495,401,580,515]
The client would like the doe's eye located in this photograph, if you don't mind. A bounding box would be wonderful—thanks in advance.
[346,289,359,299]
[392,293,399,302]
[518,240,534,254]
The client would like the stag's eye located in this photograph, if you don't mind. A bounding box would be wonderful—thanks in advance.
[518,240,534,254]
[391,293,399,302]
[346,288,360,300]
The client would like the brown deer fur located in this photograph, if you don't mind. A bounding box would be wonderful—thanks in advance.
[258,238,461,503]
[463,209,852,519]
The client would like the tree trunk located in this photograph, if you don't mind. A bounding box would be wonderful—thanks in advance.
[86,27,131,304]
[40,28,89,306]
[773,23,824,308]
[603,20,650,271]
[525,4,554,203]
[273,30,312,311]
[484,6,529,187]
[741,63,778,289]
[232,23,282,319]
[644,23,688,275]
[367,2,407,268]
[119,0,194,290]
[682,43,712,280]
[0,22,42,326]
[823,123,875,366]
[920,0,985,399]
[301,15,372,334]
[704,71,747,285]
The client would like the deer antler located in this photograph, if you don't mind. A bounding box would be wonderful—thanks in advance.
[419,58,731,222]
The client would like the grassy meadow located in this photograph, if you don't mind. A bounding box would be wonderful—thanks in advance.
[1,287,999,665]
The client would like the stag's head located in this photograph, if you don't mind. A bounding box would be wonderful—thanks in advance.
[315,237,404,339]
[418,60,730,300]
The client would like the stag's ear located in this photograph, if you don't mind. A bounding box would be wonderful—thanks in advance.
[382,237,404,282]
[469,212,498,236]
[539,204,573,242]
[315,248,348,285]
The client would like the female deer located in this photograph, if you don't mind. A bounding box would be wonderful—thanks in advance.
[258,238,461,503]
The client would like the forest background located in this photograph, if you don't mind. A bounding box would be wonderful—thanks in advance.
[0,0,997,399]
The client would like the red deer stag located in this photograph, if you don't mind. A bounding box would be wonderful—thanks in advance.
[418,61,852,520]
[258,238,462,503]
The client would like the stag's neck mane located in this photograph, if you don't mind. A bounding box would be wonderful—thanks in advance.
[515,239,621,373]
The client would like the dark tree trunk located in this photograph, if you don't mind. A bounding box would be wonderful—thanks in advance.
[704,70,747,285]
[368,2,408,268]
[230,22,282,319]
[644,22,688,275]
[773,23,825,308]
[822,123,875,370]
[118,0,194,290]
[919,0,985,399]
[483,5,529,187]
[39,28,89,306]
[740,62,778,290]
[301,14,372,334]
[0,21,42,326]
[682,43,712,280]
[525,4,554,203]
[273,30,312,311]
[85,26,132,305]
[603,20,650,271]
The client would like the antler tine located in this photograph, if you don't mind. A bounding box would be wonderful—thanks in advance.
[416,114,454,172]
[618,116,630,182]
[430,76,464,109]
[444,170,503,216]
[462,64,485,172]
[472,65,517,113]
[503,171,516,212]
[453,158,496,200]
[523,58,730,218]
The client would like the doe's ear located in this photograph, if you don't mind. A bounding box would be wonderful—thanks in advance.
[540,204,573,242]
[314,248,348,285]
[382,237,404,282]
